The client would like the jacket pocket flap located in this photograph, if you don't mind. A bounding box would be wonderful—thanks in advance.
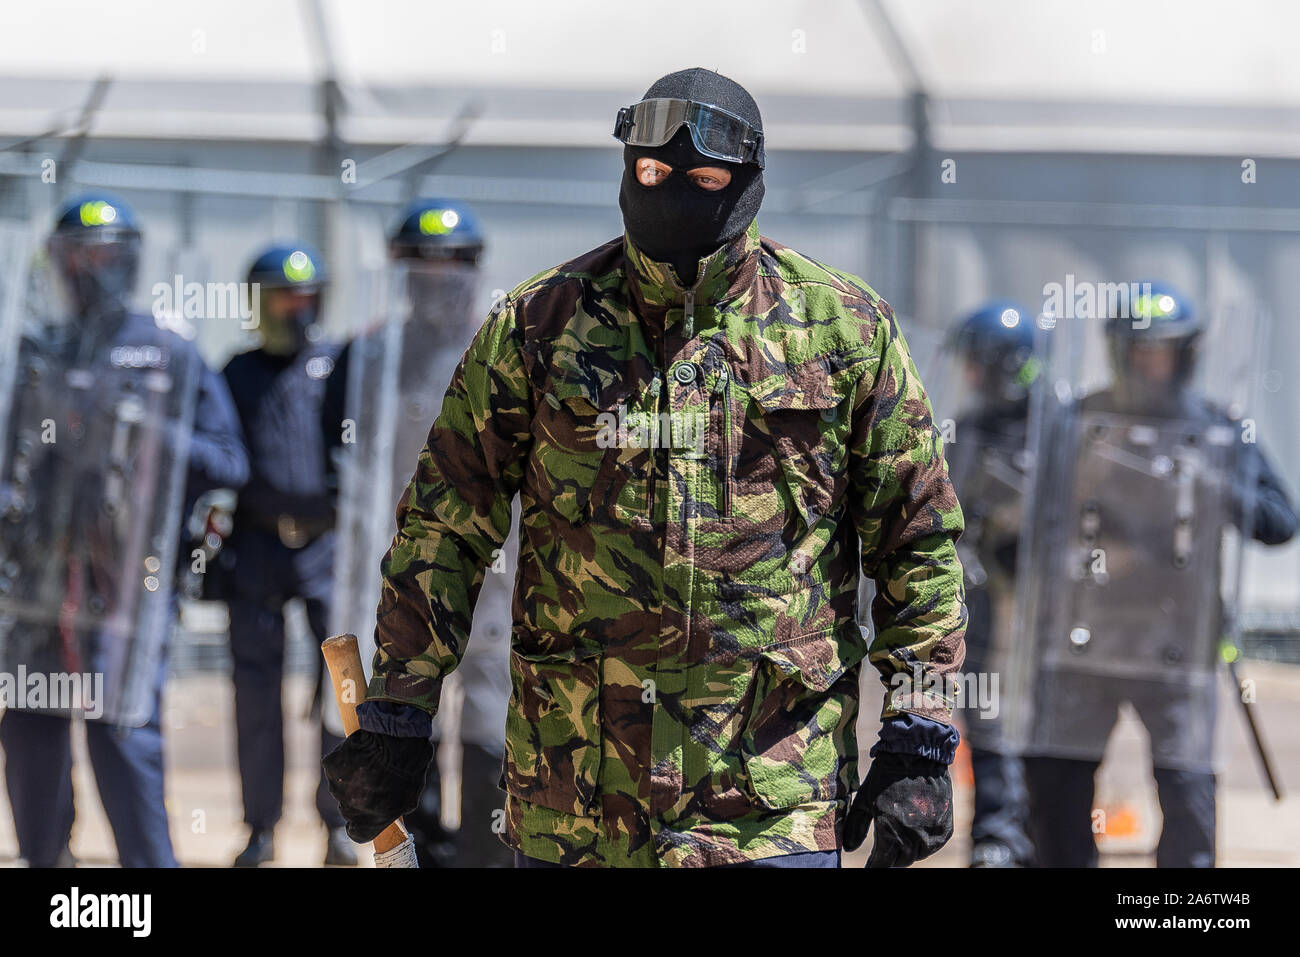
[511,626,602,662]
[757,626,866,693]
[548,371,635,412]
[747,355,860,412]
[748,377,841,412]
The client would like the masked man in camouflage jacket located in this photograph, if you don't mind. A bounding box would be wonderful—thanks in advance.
[324,68,967,868]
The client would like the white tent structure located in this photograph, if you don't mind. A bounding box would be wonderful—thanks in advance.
[3,0,1300,154]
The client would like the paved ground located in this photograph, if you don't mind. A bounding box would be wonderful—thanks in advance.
[2,661,1297,868]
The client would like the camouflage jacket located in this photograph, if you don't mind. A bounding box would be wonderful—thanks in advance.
[365,219,966,867]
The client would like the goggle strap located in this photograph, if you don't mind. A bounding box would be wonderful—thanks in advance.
[613,106,633,141]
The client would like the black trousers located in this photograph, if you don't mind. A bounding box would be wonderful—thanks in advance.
[969,747,1034,865]
[1024,756,1215,867]
[222,528,344,830]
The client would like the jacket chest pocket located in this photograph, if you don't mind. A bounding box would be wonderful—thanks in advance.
[738,368,851,532]
[740,627,863,810]
[531,372,654,526]
[504,636,604,816]
[530,377,617,525]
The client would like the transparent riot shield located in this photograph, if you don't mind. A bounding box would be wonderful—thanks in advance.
[916,321,1038,752]
[1005,300,1262,773]
[331,260,515,749]
[0,251,201,727]
[0,221,39,480]
[330,266,409,661]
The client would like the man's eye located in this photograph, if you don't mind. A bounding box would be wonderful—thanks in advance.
[688,168,732,190]
[636,158,672,186]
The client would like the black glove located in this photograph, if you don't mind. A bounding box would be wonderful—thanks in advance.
[843,752,954,867]
[322,730,433,843]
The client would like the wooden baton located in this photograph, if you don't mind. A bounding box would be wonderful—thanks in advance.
[321,633,416,865]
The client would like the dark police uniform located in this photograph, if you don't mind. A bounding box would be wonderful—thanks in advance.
[217,342,346,836]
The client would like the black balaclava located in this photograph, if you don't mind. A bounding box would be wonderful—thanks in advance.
[618,68,765,288]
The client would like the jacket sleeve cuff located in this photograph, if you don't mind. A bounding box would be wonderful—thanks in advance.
[355,700,433,739]
[364,670,443,716]
[869,713,960,765]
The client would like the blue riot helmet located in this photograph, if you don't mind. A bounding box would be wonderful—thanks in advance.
[388,199,485,265]
[950,300,1041,406]
[47,191,142,322]
[388,199,485,329]
[1104,281,1202,408]
[245,242,328,356]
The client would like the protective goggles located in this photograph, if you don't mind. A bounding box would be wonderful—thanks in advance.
[613,98,765,168]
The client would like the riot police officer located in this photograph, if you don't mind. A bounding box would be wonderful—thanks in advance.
[0,191,248,867]
[325,199,514,866]
[1018,283,1296,867]
[944,301,1039,868]
[217,243,352,866]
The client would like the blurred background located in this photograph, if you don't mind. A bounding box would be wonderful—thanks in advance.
[0,0,1297,866]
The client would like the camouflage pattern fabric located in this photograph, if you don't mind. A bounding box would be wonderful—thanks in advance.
[365,219,966,866]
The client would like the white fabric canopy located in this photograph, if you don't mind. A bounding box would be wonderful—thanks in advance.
[2,0,1298,153]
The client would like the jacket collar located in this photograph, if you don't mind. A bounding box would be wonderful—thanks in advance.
[624,218,762,314]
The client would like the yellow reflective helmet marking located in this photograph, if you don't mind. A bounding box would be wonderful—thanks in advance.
[282,249,317,283]
[79,201,118,227]
[418,208,460,235]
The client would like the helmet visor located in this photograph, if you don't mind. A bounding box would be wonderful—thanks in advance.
[47,229,141,318]
[404,259,481,330]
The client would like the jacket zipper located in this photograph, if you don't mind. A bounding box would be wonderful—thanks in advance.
[649,271,703,521]
[714,364,731,517]
[646,372,661,518]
